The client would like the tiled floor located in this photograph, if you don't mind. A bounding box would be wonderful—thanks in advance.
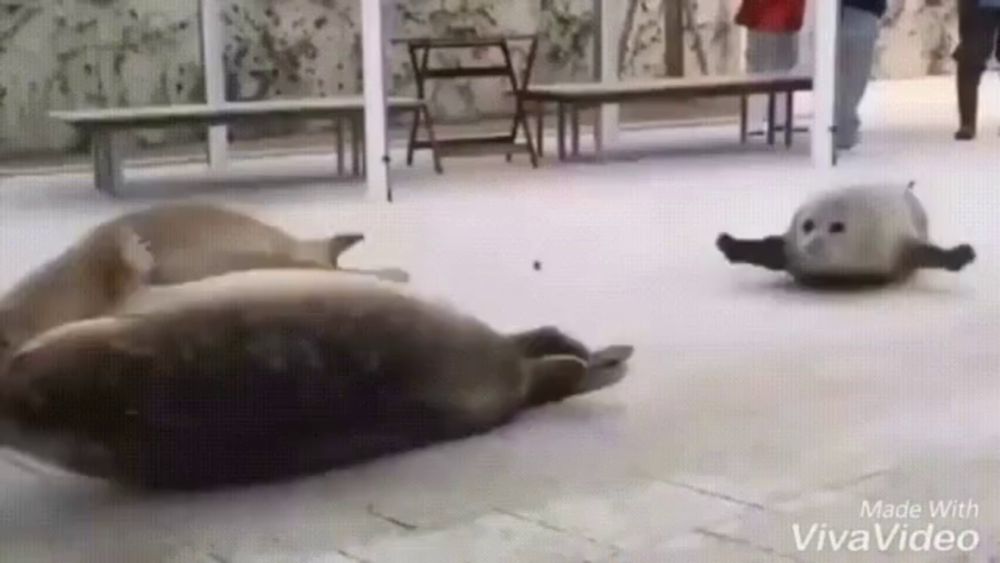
[0,76,998,562]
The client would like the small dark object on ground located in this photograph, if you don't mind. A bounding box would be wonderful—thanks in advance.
[533,261,542,271]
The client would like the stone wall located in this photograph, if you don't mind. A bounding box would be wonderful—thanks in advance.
[0,0,965,155]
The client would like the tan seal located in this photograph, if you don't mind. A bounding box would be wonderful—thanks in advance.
[0,204,407,365]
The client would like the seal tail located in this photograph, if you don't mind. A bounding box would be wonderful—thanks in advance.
[295,235,410,283]
[293,234,365,267]
[514,326,633,406]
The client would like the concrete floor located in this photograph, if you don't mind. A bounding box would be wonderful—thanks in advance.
[0,76,998,562]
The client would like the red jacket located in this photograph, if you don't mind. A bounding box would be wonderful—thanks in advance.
[735,0,806,33]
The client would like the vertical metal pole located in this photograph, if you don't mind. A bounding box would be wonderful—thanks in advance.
[199,0,229,168]
[811,0,838,169]
[593,0,620,153]
[361,0,391,202]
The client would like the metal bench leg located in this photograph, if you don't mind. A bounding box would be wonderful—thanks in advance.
[557,102,566,161]
[361,122,367,177]
[336,116,346,176]
[785,90,794,148]
[571,104,580,158]
[536,101,544,158]
[421,105,443,174]
[739,94,748,144]
[766,92,777,146]
[92,128,124,195]
[351,115,362,177]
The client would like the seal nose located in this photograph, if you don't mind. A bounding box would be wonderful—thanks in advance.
[802,235,826,258]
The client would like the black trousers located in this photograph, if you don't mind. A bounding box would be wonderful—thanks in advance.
[954,0,1000,75]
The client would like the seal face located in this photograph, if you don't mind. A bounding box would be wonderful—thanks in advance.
[716,184,976,287]
[0,271,632,490]
[784,186,921,279]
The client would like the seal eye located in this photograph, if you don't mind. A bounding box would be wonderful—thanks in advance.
[802,220,815,234]
[829,222,845,234]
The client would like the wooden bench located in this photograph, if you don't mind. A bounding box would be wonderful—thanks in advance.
[50,96,441,196]
[517,73,814,160]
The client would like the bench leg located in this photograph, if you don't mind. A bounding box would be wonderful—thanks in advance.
[571,104,580,158]
[421,105,443,174]
[351,115,362,177]
[785,90,795,148]
[92,128,124,196]
[536,101,544,158]
[739,94,748,144]
[336,116,346,176]
[766,92,777,146]
[557,102,566,161]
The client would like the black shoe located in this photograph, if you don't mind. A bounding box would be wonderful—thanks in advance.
[954,126,976,141]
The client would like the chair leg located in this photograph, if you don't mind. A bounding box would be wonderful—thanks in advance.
[421,105,443,174]
[536,101,545,158]
[406,100,421,167]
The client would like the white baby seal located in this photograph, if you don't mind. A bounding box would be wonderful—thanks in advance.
[716,182,975,287]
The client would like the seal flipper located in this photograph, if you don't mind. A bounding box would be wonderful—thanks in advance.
[336,266,410,283]
[327,233,366,267]
[509,326,589,359]
[146,250,334,285]
[716,234,788,271]
[322,233,411,283]
[903,242,976,272]
[524,345,633,406]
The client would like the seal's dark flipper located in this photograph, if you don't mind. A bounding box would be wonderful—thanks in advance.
[328,233,366,267]
[524,356,589,406]
[905,243,976,272]
[524,344,633,406]
[509,326,589,360]
[716,233,788,272]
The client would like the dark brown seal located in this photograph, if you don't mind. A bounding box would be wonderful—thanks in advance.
[0,271,632,490]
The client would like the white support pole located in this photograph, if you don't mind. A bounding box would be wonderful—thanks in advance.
[811,0,838,169]
[199,0,228,168]
[361,0,391,202]
[593,0,620,153]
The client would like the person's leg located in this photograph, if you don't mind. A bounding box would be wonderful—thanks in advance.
[746,30,799,131]
[835,6,881,150]
[952,0,996,140]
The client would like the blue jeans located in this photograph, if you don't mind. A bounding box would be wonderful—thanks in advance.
[835,6,881,149]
